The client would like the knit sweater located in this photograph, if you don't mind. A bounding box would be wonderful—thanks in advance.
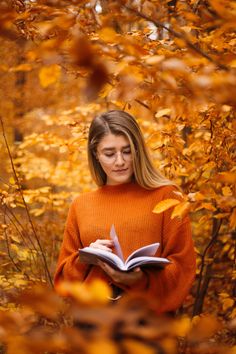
[54,181,196,314]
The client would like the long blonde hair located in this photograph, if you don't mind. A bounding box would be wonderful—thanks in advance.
[88,110,175,190]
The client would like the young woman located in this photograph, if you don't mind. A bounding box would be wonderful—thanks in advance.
[54,110,196,314]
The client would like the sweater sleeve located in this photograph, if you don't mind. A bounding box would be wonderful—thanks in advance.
[54,199,89,288]
[121,187,196,314]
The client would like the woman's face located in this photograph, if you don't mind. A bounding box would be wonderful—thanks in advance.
[96,133,134,185]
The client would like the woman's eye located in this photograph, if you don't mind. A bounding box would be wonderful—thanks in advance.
[105,154,114,157]
[123,150,131,154]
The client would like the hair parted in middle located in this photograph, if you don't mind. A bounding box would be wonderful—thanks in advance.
[88,109,175,190]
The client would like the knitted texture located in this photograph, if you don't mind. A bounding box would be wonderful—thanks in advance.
[54,182,196,314]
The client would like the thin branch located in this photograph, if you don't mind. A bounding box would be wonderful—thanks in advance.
[124,5,229,71]
[193,0,203,13]
[193,218,222,316]
[3,206,22,273]
[0,116,53,287]
[2,205,39,268]
[135,99,151,110]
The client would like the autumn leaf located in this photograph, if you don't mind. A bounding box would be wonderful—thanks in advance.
[98,27,118,42]
[39,64,61,88]
[222,298,234,312]
[171,201,191,219]
[122,339,155,354]
[87,340,118,354]
[153,199,180,214]
[155,108,171,118]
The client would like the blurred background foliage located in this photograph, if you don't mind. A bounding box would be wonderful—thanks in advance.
[0,0,235,352]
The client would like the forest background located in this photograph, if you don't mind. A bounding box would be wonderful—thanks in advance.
[0,0,235,353]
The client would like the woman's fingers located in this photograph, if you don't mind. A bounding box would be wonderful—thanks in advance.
[92,245,113,252]
[98,262,143,285]
[89,239,114,252]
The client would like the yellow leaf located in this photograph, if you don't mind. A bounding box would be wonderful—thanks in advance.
[87,340,118,354]
[30,208,45,217]
[171,201,191,219]
[9,177,15,185]
[222,186,233,196]
[173,316,191,337]
[89,279,112,304]
[195,203,216,212]
[155,108,171,118]
[189,315,220,340]
[39,64,61,88]
[160,338,177,354]
[144,55,165,65]
[98,27,118,42]
[122,339,155,354]
[99,83,113,98]
[153,199,180,214]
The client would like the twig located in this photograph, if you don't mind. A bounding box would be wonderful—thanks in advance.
[3,206,22,273]
[2,205,39,267]
[124,5,229,71]
[0,116,53,287]
[193,0,202,13]
[193,217,222,316]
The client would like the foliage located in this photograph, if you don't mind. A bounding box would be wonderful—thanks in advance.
[0,0,236,351]
[0,280,236,354]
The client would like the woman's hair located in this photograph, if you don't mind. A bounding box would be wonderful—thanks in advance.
[87,110,175,190]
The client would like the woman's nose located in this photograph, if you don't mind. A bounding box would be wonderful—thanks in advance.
[115,152,125,164]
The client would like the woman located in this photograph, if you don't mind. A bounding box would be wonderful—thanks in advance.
[54,110,196,314]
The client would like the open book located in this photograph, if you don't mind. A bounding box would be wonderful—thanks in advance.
[79,225,170,271]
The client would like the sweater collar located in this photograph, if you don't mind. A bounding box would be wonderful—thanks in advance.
[99,180,138,192]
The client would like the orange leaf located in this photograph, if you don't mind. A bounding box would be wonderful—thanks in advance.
[195,203,216,212]
[222,298,234,311]
[98,27,118,42]
[153,199,180,214]
[171,201,191,219]
[39,64,61,88]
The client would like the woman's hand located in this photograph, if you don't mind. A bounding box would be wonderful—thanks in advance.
[98,261,144,287]
[89,239,114,252]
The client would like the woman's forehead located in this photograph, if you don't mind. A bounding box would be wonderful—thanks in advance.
[98,133,130,149]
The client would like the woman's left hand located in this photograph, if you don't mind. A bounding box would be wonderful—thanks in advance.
[98,261,144,287]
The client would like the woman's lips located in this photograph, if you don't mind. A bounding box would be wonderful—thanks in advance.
[113,169,128,173]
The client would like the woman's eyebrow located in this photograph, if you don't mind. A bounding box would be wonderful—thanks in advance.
[101,145,130,152]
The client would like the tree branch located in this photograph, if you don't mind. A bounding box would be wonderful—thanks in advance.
[193,217,222,316]
[0,116,53,287]
[124,5,229,71]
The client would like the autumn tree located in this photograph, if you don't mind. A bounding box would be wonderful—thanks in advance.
[0,0,235,328]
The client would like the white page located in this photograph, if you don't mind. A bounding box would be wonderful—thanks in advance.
[110,224,124,262]
[125,243,160,265]
[126,256,170,270]
[79,247,125,269]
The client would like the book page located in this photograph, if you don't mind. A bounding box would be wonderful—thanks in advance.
[126,256,170,271]
[125,243,160,264]
[79,247,125,269]
[110,224,124,262]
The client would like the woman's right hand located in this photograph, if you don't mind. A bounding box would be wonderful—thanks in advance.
[89,239,114,252]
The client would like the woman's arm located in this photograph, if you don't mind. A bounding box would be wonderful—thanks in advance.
[114,188,196,314]
[54,200,89,288]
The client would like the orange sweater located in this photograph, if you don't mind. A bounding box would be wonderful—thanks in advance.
[54,182,196,313]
